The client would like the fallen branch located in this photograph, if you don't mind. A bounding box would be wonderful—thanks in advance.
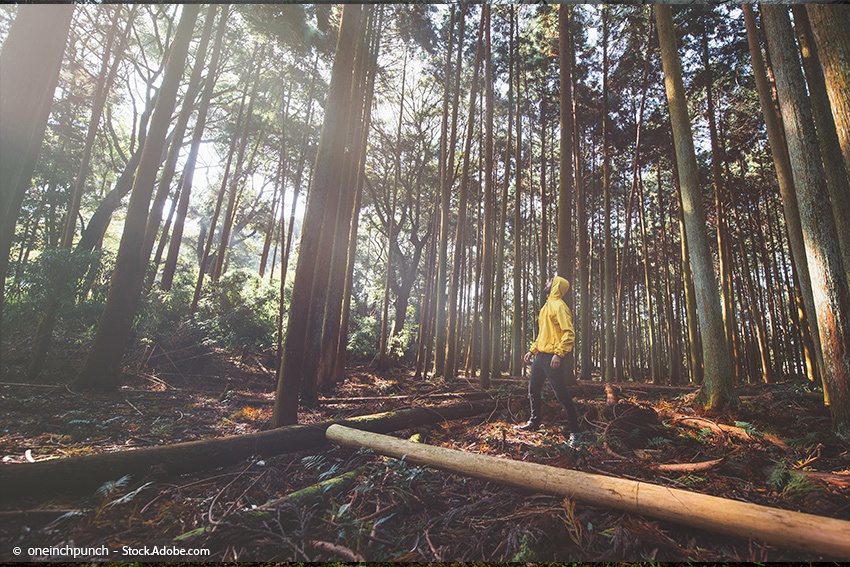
[0,399,497,501]
[307,540,365,562]
[326,424,850,559]
[258,466,367,510]
[673,415,789,451]
[651,457,724,473]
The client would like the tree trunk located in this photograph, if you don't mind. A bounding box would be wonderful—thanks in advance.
[435,7,466,379]
[0,4,74,324]
[0,399,496,501]
[557,5,575,291]
[655,5,736,409]
[61,7,132,249]
[377,46,407,371]
[327,424,850,559]
[272,5,363,426]
[762,5,850,440]
[445,12,485,380]
[792,6,850,282]
[601,7,615,384]
[160,7,229,292]
[73,5,200,390]
[806,4,850,178]
[479,4,494,389]
[702,34,739,383]
[743,5,824,388]
[511,10,523,377]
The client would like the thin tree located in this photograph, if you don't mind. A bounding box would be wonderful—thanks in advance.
[435,6,466,378]
[479,4,494,389]
[160,6,229,291]
[445,10,485,380]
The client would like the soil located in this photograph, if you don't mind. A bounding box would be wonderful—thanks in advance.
[1,349,848,563]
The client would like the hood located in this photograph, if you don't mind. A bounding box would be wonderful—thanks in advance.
[549,275,570,301]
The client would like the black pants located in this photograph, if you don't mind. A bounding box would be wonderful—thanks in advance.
[528,352,580,432]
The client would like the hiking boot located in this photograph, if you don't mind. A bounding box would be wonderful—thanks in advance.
[567,431,581,448]
[513,420,540,432]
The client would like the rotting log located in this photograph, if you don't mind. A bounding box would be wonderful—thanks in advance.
[232,391,491,406]
[326,424,850,559]
[0,400,496,502]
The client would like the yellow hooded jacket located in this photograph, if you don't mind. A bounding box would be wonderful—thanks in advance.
[529,275,575,358]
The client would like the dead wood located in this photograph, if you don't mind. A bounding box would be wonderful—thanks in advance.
[327,424,850,559]
[651,457,725,473]
[0,399,497,502]
[672,414,790,451]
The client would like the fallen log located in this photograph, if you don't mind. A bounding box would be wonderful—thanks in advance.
[0,399,496,502]
[231,391,491,406]
[326,424,850,559]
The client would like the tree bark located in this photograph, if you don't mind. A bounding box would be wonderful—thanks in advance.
[806,4,850,178]
[762,5,850,440]
[479,4,494,389]
[792,6,850,282]
[655,5,736,409]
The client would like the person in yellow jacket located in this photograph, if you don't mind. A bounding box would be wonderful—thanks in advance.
[514,275,581,448]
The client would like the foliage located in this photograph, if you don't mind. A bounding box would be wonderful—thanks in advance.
[194,270,279,349]
[3,248,113,337]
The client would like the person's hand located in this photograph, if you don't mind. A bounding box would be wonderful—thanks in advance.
[550,354,561,369]
[524,351,534,365]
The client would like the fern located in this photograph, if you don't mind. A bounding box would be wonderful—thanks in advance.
[95,474,132,498]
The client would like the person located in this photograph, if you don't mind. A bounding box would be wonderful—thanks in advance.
[514,275,582,448]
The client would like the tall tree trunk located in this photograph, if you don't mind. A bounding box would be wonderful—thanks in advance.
[511,9,523,377]
[615,17,652,382]
[445,11,485,380]
[557,5,575,290]
[435,6,466,379]
[806,5,850,178]
[160,6,229,292]
[637,173,659,385]
[479,4,494,389]
[762,5,850,440]
[0,5,74,332]
[418,6,455,380]
[702,34,739,383]
[601,7,615,383]
[491,6,514,382]
[655,5,736,409]
[743,5,824,388]
[272,5,363,426]
[319,6,377,388]
[61,7,133,249]
[792,6,850,281]
[73,5,200,390]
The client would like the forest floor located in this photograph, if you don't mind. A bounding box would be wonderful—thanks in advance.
[0,346,848,563]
